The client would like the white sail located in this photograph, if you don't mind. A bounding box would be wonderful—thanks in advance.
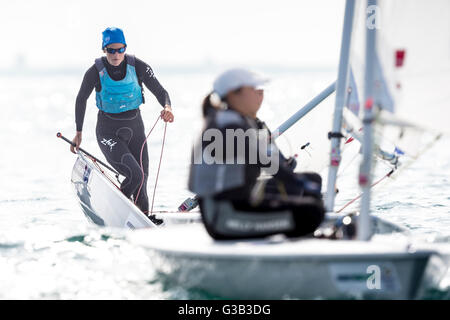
[342,0,450,240]
[351,0,450,129]
[375,0,450,133]
[347,0,449,170]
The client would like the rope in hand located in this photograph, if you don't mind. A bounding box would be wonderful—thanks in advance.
[150,122,167,214]
[134,114,168,216]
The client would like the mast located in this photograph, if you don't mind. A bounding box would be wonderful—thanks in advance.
[325,0,355,212]
[358,0,377,241]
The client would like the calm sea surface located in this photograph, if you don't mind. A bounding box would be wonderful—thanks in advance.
[0,71,449,299]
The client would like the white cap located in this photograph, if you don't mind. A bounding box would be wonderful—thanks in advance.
[213,68,269,98]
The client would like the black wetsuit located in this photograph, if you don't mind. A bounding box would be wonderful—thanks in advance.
[191,109,325,240]
[75,55,171,214]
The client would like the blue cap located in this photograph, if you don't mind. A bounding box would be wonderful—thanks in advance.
[102,27,127,49]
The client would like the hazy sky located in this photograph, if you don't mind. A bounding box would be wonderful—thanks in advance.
[1,0,345,69]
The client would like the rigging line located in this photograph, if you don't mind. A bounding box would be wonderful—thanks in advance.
[336,169,394,214]
[135,115,161,205]
[344,135,397,172]
[383,133,442,180]
[82,150,122,184]
[56,132,119,176]
[337,149,360,178]
[101,164,120,186]
[89,156,121,190]
[335,135,365,178]
[150,122,168,214]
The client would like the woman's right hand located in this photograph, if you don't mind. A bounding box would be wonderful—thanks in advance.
[70,131,82,154]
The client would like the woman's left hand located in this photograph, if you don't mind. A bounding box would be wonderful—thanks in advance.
[161,105,174,123]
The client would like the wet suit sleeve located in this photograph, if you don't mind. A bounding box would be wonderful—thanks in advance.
[254,119,298,183]
[75,65,98,132]
[263,137,300,186]
[135,57,171,107]
[271,151,299,184]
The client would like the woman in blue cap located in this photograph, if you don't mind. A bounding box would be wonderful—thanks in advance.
[71,27,174,224]
[188,68,325,240]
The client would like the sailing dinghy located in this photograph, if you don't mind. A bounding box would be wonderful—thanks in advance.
[71,151,202,229]
[128,0,450,299]
[130,224,443,299]
[71,152,157,229]
[57,131,201,229]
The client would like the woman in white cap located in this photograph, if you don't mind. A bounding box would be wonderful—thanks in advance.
[70,27,174,224]
[188,68,325,240]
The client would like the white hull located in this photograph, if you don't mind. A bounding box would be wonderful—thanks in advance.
[130,224,446,299]
[71,155,448,299]
[71,153,201,229]
[154,212,201,224]
[71,153,156,229]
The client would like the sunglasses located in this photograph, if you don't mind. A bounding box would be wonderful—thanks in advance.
[106,47,126,54]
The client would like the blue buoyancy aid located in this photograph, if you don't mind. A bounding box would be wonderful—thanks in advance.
[94,54,143,113]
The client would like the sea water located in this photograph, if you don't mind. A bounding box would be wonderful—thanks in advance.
[0,71,449,299]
